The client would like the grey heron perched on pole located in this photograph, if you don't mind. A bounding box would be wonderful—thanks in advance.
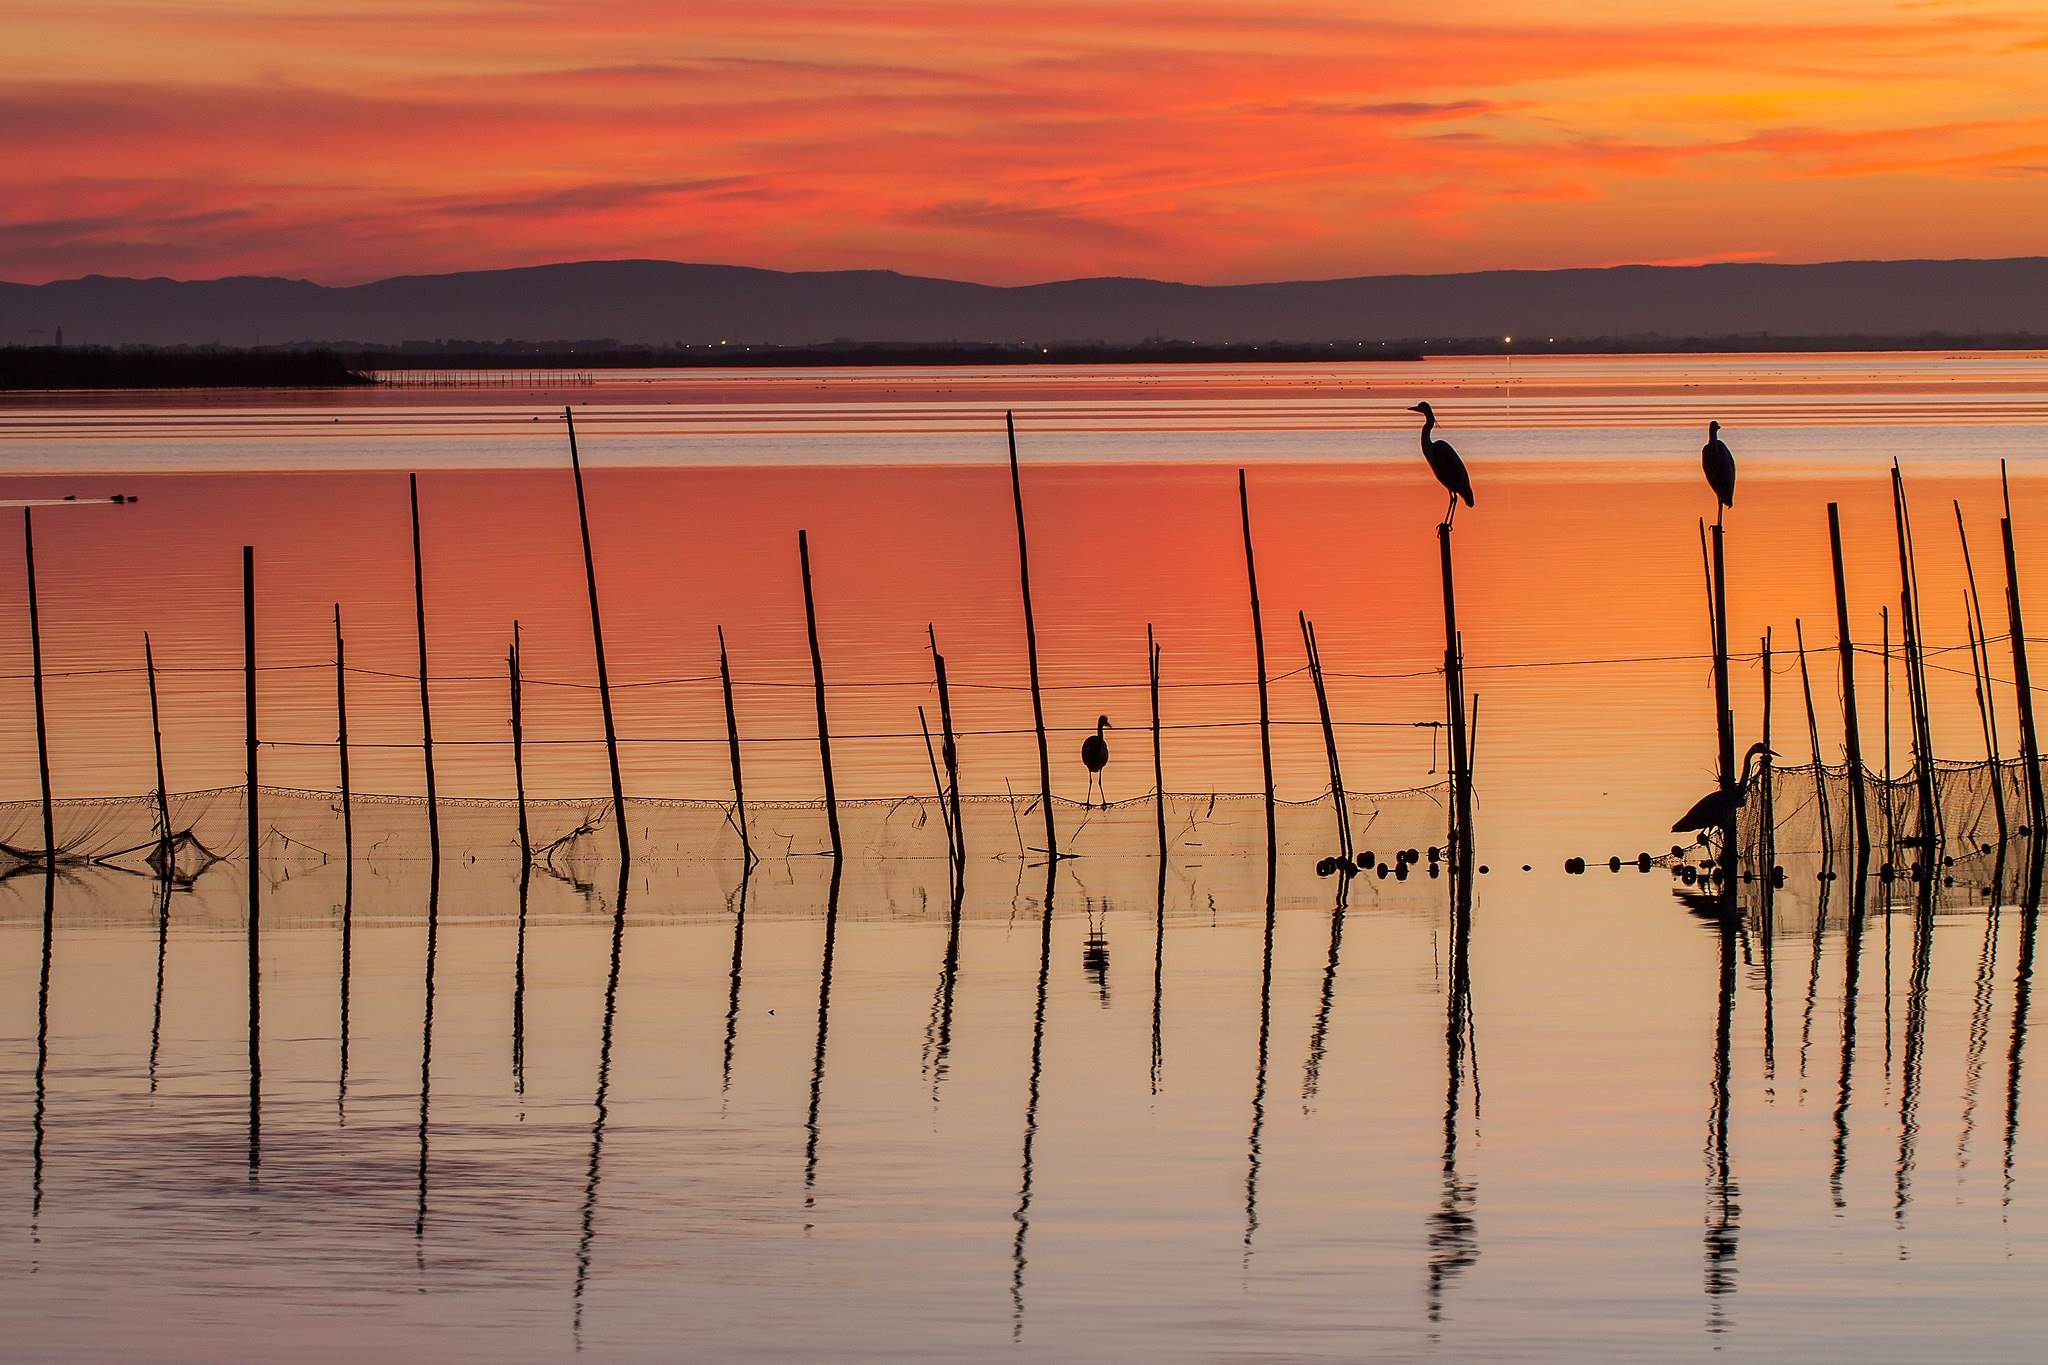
[1407,402,1474,527]
[1702,421,1735,522]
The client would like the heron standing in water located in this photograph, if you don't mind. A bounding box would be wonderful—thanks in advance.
[1408,402,1475,526]
[1702,421,1735,522]
[1672,741,1775,853]
[1080,715,1112,808]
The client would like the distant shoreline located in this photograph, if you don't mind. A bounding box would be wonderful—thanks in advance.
[3,334,2045,390]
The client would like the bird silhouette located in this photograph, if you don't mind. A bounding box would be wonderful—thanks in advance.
[1080,715,1112,808]
[1409,403,1474,526]
[1672,742,1774,846]
[1702,421,1735,521]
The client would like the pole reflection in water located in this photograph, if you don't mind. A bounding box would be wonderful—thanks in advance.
[31,869,54,1245]
[573,864,630,1345]
[1302,877,1349,1109]
[1799,866,1832,1086]
[1832,854,1870,1208]
[512,859,530,1102]
[1242,856,1277,1262]
[1959,849,2008,1166]
[1895,874,1936,1226]
[1150,859,1165,1096]
[1010,863,1055,1341]
[803,862,844,1211]
[338,857,354,1123]
[148,870,170,1094]
[721,868,751,1102]
[925,872,962,1100]
[416,865,441,1253]
[1428,861,1479,1324]
[2004,842,2045,1207]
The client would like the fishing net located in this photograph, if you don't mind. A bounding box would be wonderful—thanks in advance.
[0,781,1454,880]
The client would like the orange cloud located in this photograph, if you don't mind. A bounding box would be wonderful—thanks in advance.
[2,1,2045,284]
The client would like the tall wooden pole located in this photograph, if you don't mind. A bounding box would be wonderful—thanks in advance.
[929,625,964,868]
[1440,522,1472,869]
[798,530,841,859]
[2001,460,2045,834]
[1795,618,1832,852]
[144,632,171,868]
[1964,592,2007,844]
[1006,413,1057,859]
[1148,624,1166,867]
[243,545,261,1171]
[1759,631,1775,874]
[1891,464,1938,853]
[23,509,54,866]
[409,475,440,867]
[1300,613,1350,858]
[564,409,629,865]
[1710,522,1736,798]
[1827,503,1870,853]
[509,622,530,866]
[717,626,751,867]
[1240,470,1276,859]
[335,606,353,869]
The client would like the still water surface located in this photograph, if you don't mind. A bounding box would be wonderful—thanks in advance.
[2,354,2047,1359]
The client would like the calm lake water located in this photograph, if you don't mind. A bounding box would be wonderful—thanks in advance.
[3,353,2047,1359]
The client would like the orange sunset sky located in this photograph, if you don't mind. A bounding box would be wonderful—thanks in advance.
[5,0,2045,286]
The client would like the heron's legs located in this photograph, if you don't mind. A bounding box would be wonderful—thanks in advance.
[1442,494,1459,529]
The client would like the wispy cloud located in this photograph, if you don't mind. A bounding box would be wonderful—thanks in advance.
[3,1,2045,282]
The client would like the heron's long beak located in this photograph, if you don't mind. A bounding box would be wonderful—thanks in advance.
[1407,404,1426,413]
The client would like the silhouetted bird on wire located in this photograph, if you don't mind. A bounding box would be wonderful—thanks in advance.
[1080,715,1112,808]
[1702,421,1735,522]
[1408,402,1474,526]
[1672,742,1774,848]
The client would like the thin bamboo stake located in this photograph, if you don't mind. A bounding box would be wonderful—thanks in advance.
[23,509,54,865]
[2000,459,2045,832]
[243,544,261,1171]
[1006,413,1058,860]
[1828,503,1870,853]
[1148,624,1166,866]
[798,530,841,859]
[717,626,750,867]
[1891,464,1938,853]
[1760,630,1775,875]
[1963,590,2006,845]
[919,705,952,853]
[509,622,530,866]
[1795,619,1832,852]
[409,475,440,866]
[929,625,964,869]
[1441,525,1472,869]
[144,632,170,869]
[564,409,629,865]
[335,606,352,869]
[1241,470,1276,860]
[1299,612,1350,858]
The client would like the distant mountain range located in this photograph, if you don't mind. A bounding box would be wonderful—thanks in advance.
[3,257,2044,349]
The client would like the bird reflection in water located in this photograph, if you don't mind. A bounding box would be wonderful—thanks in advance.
[1082,899,1110,1007]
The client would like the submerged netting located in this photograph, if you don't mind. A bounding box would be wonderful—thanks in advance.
[0,781,1454,883]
